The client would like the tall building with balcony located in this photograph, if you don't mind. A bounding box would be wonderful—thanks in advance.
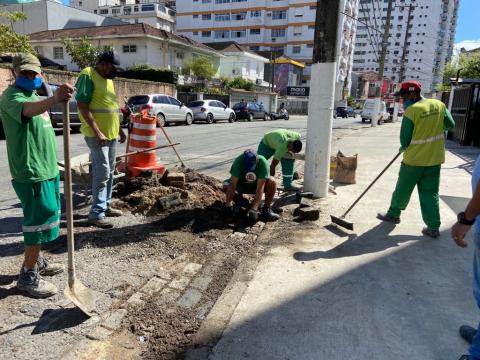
[175,0,318,85]
[352,0,459,94]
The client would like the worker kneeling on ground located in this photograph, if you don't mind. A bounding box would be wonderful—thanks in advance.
[258,129,303,191]
[223,149,280,222]
[377,80,455,238]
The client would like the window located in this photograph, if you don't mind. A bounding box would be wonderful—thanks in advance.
[250,28,260,35]
[193,14,198,18]
[155,96,171,104]
[112,8,120,14]
[201,31,211,37]
[309,5,316,9]
[214,30,230,39]
[294,8,303,17]
[169,97,181,106]
[202,0,211,2]
[215,0,230,3]
[251,10,261,17]
[202,14,211,20]
[176,52,184,59]
[307,44,313,48]
[293,26,302,36]
[53,47,64,59]
[134,5,139,12]
[94,9,97,14]
[271,28,286,37]
[141,4,154,11]
[215,13,230,21]
[79,1,82,6]
[100,8,109,14]
[292,46,301,54]
[231,30,246,38]
[250,46,260,51]
[272,10,286,20]
[122,45,137,53]
[232,12,247,20]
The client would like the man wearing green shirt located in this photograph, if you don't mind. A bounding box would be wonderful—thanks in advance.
[377,80,455,238]
[258,129,303,191]
[223,149,280,222]
[75,51,126,229]
[0,53,73,297]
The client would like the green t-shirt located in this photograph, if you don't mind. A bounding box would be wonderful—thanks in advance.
[0,85,58,182]
[230,154,269,186]
[74,73,94,103]
[263,129,301,161]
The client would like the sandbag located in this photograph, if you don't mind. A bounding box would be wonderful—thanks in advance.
[334,150,357,184]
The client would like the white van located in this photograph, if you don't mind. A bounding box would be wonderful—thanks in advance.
[361,99,390,124]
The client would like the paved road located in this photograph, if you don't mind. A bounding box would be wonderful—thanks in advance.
[0,115,367,209]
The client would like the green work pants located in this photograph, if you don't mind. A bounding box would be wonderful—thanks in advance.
[387,163,441,230]
[257,140,295,188]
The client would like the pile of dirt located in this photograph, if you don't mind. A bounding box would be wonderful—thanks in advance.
[114,168,225,216]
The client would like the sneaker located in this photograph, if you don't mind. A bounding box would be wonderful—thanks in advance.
[17,268,58,298]
[88,218,114,229]
[106,207,123,217]
[460,325,477,344]
[377,212,401,224]
[422,227,440,238]
[37,256,64,276]
[261,207,280,222]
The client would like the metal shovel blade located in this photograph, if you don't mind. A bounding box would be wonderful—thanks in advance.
[64,280,96,317]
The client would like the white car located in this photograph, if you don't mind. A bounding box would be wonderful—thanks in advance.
[361,99,390,125]
[128,94,193,126]
[188,100,236,124]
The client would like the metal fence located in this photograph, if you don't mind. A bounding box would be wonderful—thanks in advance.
[278,97,309,115]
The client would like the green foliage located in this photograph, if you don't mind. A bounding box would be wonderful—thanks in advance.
[436,83,451,92]
[346,96,356,107]
[182,56,217,80]
[0,11,34,54]
[62,37,112,69]
[443,53,480,82]
[227,77,255,91]
[120,64,178,84]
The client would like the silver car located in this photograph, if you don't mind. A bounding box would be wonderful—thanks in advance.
[188,100,236,124]
[128,94,193,126]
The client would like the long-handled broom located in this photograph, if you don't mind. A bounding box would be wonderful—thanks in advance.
[330,152,402,230]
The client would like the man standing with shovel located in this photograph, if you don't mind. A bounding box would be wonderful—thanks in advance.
[0,53,73,297]
[377,81,455,238]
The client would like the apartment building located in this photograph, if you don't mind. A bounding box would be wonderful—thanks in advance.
[353,0,459,94]
[175,0,317,85]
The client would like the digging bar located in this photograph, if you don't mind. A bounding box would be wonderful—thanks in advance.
[330,152,402,231]
[62,102,96,316]
[157,117,186,167]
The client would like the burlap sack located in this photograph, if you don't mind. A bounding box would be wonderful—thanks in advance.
[334,151,357,184]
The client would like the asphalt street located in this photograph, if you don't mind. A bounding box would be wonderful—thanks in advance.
[0,115,367,209]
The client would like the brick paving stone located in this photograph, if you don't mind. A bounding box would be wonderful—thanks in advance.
[159,287,181,303]
[155,268,172,280]
[177,288,202,309]
[102,309,127,331]
[126,292,145,307]
[182,262,203,276]
[141,277,167,296]
[169,276,191,290]
[191,275,213,291]
[195,301,214,320]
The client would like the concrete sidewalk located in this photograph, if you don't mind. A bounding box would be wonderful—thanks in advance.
[207,122,480,359]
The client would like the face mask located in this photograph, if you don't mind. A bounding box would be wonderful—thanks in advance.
[105,67,117,79]
[15,76,42,92]
[403,99,415,109]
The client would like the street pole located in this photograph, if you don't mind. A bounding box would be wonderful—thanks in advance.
[304,0,341,198]
[398,4,415,83]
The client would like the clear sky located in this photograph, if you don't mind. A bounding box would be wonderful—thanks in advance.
[454,0,480,50]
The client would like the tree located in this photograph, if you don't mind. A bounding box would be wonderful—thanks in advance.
[62,37,112,69]
[227,77,255,91]
[0,11,35,54]
[443,53,480,82]
[182,56,217,80]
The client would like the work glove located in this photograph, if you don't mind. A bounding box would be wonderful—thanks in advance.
[247,209,259,223]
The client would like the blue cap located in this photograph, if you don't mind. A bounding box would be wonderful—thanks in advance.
[243,149,257,172]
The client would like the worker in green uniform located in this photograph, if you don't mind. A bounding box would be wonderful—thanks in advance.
[257,129,303,191]
[0,53,74,297]
[223,149,280,222]
[377,80,455,238]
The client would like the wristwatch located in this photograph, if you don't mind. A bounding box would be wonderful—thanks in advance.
[458,211,476,226]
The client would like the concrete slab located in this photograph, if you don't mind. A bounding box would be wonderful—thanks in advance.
[210,123,480,360]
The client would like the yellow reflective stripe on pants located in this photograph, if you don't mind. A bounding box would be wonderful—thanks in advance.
[410,134,444,145]
[22,220,60,233]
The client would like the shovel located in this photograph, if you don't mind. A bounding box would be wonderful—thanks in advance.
[62,102,96,316]
[330,152,402,231]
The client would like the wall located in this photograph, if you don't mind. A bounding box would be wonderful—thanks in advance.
[0,67,176,103]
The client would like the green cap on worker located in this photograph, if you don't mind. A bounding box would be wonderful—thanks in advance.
[12,52,42,74]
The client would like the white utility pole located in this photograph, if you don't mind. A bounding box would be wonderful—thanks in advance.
[304,0,341,198]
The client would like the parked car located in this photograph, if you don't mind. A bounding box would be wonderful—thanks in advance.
[387,106,404,121]
[361,99,389,124]
[232,102,270,121]
[187,100,235,124]
[334,106,356,118]
[37,83,81,130]
[127,94,193,126]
